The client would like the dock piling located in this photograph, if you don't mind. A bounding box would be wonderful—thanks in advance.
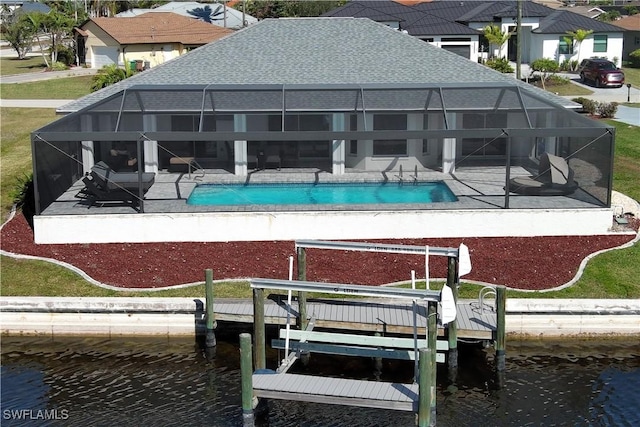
[446,256,458,369]
[240,333,255,427]
[296,247,310,366]
[205,269,217,349]
[253,288,266,370]
[495,285,506,371]
[427,301,437,424]
[418,348,433,427]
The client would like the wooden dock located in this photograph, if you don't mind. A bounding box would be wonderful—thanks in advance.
[214,297,497,340]
[252,373,419,411]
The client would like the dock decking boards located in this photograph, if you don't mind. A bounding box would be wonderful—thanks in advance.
[252,373,418,411]
[214,298,496,339]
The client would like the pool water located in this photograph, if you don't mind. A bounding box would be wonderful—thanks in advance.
[187,181,458,206]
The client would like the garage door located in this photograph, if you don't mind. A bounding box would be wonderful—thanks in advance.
[92,46,119,68]
[442,45,470,59]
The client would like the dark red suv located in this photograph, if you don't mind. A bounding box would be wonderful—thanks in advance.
[578,59,625,88]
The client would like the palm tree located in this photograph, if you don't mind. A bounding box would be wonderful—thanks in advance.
[483,24,511,59]
[564,28,593,65]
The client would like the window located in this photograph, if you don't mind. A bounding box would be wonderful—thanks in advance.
[373,114,407,156]
[422,113,430,155]
[559,37,573,55]
[349,114,358,155]
[593,35,607,53]
[460,112,507,157]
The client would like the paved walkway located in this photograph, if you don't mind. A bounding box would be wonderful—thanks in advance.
[0,99,75,108]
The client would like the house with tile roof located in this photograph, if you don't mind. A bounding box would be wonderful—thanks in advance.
[323,0,624,65]
[32,18,616,244]
[74,12,233,69]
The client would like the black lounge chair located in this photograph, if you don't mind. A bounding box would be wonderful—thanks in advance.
[75,162,155,207]
[90,161,155,192]
[508,153,578,196]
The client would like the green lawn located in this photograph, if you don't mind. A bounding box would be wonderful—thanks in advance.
[0,76,93,99]
[0,108,56,222]
[622,67,640,88]
[0,56,47,75]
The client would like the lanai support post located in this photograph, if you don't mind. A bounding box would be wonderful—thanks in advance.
[240,333,255,427]
[495,285,507,371]
[252,288,266,370]
[446,256,458,369]
[205,269,217,350]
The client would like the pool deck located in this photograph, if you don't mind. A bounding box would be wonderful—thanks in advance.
[43,166,603,215]
[33,166,616,244]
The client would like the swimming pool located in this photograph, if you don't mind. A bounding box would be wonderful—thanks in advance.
[187,181,457,206]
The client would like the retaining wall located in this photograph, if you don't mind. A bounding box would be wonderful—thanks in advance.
[1,297,639,337]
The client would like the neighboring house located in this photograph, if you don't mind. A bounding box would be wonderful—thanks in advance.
[74,12,233,69]
[31,18,616,244]
[612,14,640,63]
[558,5,606,19]
[116,1,257,29]
[323,0,624,65]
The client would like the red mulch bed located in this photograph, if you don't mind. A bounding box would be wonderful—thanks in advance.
[1,213,637,290]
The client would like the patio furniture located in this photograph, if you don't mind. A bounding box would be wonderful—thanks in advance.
[90,161,155,192]
[508,153,578,196]
[75,162,155,207]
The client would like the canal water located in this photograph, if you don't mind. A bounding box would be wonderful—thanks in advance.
[2,331,639,426]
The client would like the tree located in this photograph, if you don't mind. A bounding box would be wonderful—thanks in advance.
[3,14,36,60]
[483,24,511,59]
[564,28,593,64]
[26,10,74,67]
[243,0,345,19]
[26,12,50,68]
[530,58,559,91]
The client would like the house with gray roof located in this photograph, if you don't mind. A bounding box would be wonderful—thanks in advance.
[324,0,624,65]
[31,18,616,244]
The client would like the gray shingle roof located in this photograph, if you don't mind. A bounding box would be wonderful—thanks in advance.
[533,10,626,34]
[60,17,575,113]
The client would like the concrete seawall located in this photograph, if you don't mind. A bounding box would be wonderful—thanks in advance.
[1,297,639,337]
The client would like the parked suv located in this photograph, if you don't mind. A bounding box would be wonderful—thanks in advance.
[578,59,625,88]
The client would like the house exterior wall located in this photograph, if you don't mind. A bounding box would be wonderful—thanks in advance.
[82,22,122,68]
[420,36,480,62]
[81,21,184,68]
[622,30,640,62]
[537,32,624,66]
[121,43,184,69]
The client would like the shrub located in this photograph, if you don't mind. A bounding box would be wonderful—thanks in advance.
[572,97,597,115]
[597,102,618,118]
[548,75,570,86]
[9,173,35,227]
[49,61,68,71]
[56,45,76,67]
[91,64,136,92]
[630,49,640,68]
[559,59,578,72]
[485,57,514,73]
